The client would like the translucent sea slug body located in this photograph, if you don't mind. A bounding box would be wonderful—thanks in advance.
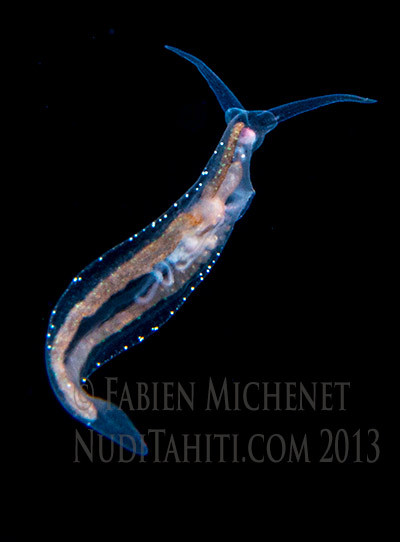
[45,46,375,454]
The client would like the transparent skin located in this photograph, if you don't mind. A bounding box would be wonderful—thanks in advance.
[45,46,375,455]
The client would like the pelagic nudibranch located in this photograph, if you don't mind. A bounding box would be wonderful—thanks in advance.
[45,46,375,455]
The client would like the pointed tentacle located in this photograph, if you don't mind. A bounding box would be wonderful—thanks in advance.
[268,94,376,124]
[165,45,244,113]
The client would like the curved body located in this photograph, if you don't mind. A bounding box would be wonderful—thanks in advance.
[45,46,375,454]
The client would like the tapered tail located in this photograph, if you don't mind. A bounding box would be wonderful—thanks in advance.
[165,45,244,113]
[90,396,148,455]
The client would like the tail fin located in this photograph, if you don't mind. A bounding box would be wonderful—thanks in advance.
[165,45,244,113]
[89,397,148,455]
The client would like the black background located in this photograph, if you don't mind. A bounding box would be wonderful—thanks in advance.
[10,3,392,538]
